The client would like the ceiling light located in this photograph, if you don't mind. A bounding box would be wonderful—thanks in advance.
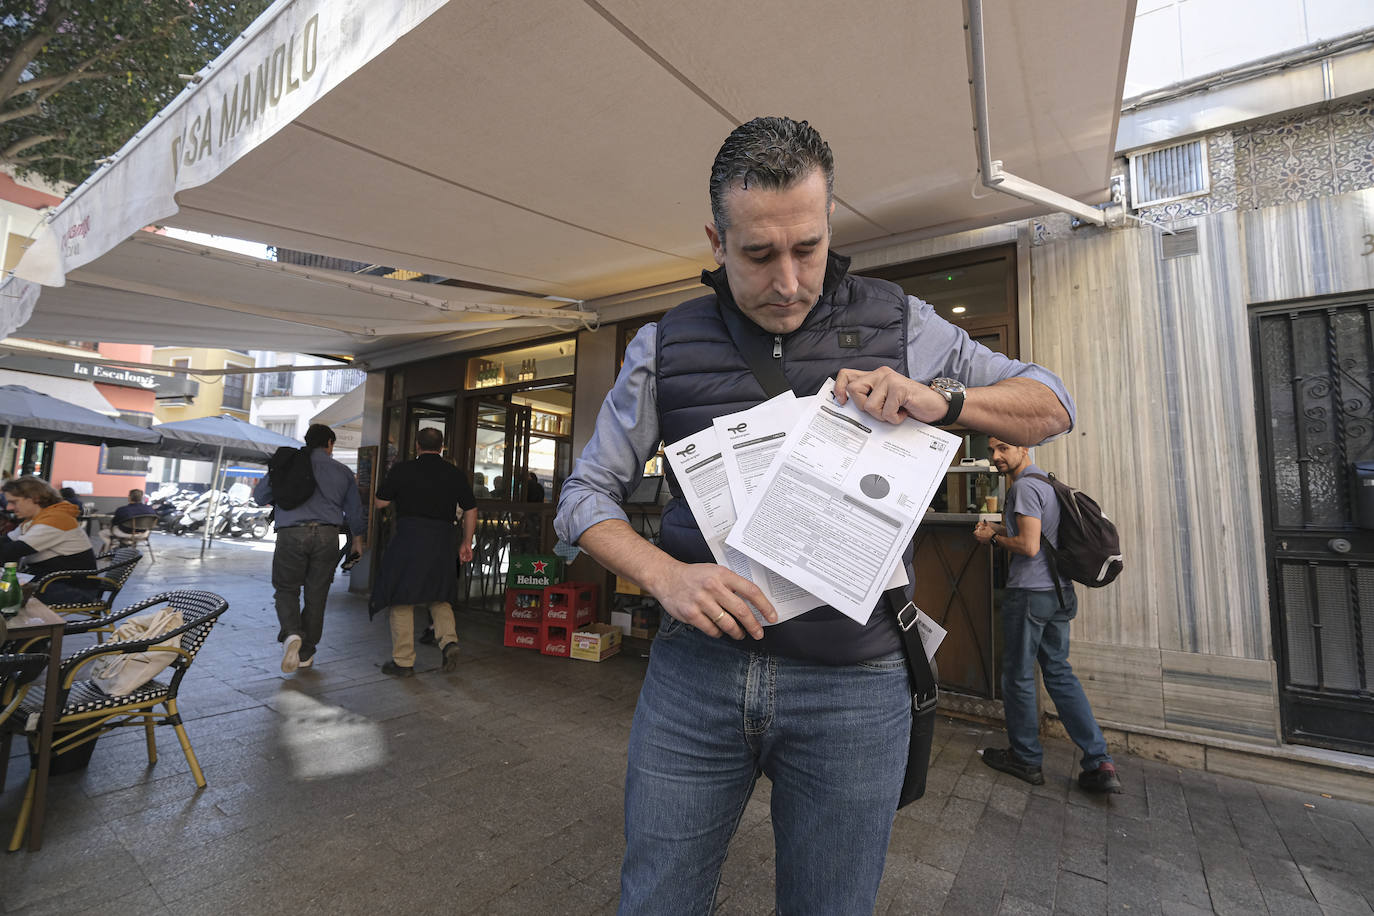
[952,306,966,314]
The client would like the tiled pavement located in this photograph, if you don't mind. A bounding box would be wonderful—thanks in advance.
[2,534,1372,915]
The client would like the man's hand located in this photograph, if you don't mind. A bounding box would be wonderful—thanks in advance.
[973,520,995,544]
[834,366,945,425]
[352,536,365,554]
[654,559,778,640]
[459,542,473,563]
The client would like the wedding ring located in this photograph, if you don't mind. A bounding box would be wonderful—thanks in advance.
[712,611,728,622]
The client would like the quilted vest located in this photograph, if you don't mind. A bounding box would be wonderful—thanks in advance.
[655,252,909,664]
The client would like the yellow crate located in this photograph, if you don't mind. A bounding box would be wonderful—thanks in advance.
[570,623,622,662]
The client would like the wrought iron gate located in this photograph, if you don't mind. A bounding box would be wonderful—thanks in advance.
[1252,297,1374,754]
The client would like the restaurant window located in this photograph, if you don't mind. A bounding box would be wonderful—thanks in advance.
[465,339,575,389]
[99,411,153,476]
[859,244,1019,358]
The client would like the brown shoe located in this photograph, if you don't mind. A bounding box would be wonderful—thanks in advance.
[441,641,460,673]
[381,661,415,678]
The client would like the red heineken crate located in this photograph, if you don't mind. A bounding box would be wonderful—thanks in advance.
[504,588,545,625]
[542,582,598,629]
[504,619,540,651]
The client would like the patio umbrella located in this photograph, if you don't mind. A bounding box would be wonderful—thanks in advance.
[147,415,303,557]
[0,384,161,464]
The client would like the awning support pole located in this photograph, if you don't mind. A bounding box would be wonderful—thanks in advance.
[963,0,1109,228]
[199,444,224,560]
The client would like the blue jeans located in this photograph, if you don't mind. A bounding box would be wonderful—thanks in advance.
[619,615,911,915]
[1000,587,1111,771]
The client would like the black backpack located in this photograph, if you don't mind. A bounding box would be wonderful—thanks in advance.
[267,446,317,510]
[1020,472,1123,607]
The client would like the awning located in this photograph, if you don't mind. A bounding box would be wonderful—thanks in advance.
[0,369,118,417]
[7,0,1134,355]
[311,383,362,431]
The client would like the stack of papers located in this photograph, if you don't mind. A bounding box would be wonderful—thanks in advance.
[666,378,959,647]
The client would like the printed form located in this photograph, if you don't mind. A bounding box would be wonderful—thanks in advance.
[726,379,961,623]
[663,414,818,626]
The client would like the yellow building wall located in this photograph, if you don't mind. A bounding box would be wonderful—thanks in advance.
[152,347,254,423]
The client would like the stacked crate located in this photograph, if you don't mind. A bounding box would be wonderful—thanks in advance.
[539,582,598,657]
[503,555,563,650]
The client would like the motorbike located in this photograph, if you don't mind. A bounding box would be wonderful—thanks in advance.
[151,487,202,532]
[227,503,273,539]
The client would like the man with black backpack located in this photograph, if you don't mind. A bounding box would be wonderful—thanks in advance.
[253,424,366,674]
[973,437,1121,793]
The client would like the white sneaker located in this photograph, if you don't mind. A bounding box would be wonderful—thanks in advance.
[297,654,314,669]
[281,634,302,673]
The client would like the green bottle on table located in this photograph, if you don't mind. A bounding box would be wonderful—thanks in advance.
[0,561,22,617]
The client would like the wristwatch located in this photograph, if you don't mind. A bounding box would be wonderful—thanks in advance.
[928,377,966,426]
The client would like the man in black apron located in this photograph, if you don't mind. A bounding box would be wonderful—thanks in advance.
[370,427,477,676]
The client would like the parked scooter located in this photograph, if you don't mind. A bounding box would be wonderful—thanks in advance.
[227,503,273,539]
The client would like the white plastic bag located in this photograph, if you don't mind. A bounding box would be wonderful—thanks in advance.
[90,607,184,696]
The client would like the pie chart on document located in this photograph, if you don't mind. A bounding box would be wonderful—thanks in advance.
[859,473,890,500]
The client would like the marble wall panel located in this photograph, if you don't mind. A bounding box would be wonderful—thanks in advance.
[1160,650,1281,742]
[1241,187,1374,303]
[1031,214,1270,660]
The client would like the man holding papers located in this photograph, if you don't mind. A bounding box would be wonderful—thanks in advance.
[555,117,1076,915]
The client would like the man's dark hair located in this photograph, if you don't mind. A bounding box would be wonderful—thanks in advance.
[415,427,444,452]
[304,424,336,449]
[128,489,144,502]
[709,116,835,240]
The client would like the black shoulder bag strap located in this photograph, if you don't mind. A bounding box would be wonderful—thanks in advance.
[717,300,938,802]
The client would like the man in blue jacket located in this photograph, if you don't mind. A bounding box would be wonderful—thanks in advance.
[254,424,365,673]
[555,116,1076,914]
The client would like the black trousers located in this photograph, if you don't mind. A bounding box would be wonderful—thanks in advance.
[271,524,340,657]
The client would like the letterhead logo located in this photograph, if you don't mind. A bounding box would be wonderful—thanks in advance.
[727,423,747,435]
[675,444,697,459]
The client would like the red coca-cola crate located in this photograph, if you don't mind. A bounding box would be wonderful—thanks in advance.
[542,582,598,628]
[504,620,540,650]
[539,620,574,657]
[504,588,545,624]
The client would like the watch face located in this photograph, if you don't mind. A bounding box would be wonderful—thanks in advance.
[930,377,966,396]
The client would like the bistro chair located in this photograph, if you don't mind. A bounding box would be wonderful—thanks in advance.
[110,514,158,562]
[3,589,229,852]
[27,548,144,639]
[0,654,50,820]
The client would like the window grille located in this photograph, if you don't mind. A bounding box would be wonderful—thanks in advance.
[1128,139,1209,209]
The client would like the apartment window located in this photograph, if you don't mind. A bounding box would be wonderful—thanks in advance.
[256,371,294,396]
[262,419,297,439]
[222,366,250,411]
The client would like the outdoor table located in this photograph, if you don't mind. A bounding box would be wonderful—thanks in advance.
[80,513,114,539]
[5,599,64,852]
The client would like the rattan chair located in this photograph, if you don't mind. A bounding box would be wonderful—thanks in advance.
[110,514,158,562]
[0,653,50,822]
[2,589,229,851]
[27,548,143,638]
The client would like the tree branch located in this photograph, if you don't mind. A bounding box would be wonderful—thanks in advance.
[9,72,116,96]
[0,3,65,102]
[9,152,86,166]
[0,100,43,125]
[2,132,69,160]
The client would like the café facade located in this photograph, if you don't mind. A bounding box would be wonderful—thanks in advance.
[4,0,1370,791]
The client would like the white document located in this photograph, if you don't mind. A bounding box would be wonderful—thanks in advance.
[712,394,906,609]
[663,424,812,626]
[726,379,960,624]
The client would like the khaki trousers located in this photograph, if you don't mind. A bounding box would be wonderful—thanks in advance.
[389,602,457,666]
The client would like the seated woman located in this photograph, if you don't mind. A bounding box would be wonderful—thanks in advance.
[1,476,99,605]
